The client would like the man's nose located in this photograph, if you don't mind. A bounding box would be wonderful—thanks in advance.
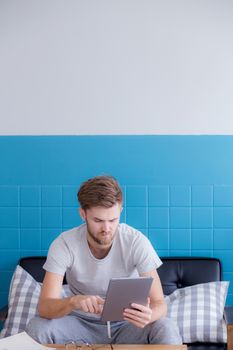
[102,221,111,232]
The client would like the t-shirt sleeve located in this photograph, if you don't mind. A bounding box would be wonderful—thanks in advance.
[132,233,162,274]
[43,235,72,276]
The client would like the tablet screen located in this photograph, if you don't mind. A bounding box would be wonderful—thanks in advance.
[101,277,153,322]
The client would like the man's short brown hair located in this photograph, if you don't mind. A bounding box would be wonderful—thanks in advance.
[77,175,123,210]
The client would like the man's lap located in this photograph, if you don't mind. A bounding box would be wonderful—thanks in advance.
[26,315,182,345]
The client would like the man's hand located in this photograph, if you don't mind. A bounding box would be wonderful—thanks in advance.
[123,298,152,328]
[70,295,105,314]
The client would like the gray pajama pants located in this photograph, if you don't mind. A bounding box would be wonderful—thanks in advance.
[26,315,182,345]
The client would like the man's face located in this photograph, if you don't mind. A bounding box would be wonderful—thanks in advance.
[80,203,122,247]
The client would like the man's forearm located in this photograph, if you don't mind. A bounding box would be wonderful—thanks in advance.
[38,294,104,319]
[38,296,74,319]
[150,300,167,323]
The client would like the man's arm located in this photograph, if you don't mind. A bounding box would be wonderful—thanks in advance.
[123,269,167,328]
[38,271,104,319]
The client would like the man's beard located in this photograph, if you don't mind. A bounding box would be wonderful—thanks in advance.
[86,221,116,246]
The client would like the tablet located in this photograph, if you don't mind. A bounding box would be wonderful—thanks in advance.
[101,277,153,322]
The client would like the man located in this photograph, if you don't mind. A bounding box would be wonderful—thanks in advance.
[26,175,181,345]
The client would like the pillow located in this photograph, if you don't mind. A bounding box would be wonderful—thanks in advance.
[165,281,229,343]
[0,265,71,338]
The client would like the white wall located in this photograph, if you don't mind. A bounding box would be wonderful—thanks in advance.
[0,0,233,135]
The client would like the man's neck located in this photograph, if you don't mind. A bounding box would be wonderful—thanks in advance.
[88,240,112,259]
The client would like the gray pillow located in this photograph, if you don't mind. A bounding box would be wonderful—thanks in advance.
[166,281,229,343]
[0,265,71,338]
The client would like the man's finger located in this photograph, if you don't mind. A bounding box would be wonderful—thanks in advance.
[96,296,105,304]
[130,303,151,313]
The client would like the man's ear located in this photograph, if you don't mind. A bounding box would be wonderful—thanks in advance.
[79,208,86,221]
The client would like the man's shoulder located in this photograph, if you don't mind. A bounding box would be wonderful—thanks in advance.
[59,224,86,242]
[118,223,152,247]
[118,223,143,239]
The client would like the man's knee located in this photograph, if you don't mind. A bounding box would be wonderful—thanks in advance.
[26,316,54,343]
[149,317,182,345]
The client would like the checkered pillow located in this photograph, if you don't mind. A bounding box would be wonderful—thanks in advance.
[0,265,71,338]
[166,281,229,343]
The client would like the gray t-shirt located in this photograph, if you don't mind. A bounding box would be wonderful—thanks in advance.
[44,223,162,317]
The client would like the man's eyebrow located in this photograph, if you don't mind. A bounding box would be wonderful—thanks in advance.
[93,217,118,221]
